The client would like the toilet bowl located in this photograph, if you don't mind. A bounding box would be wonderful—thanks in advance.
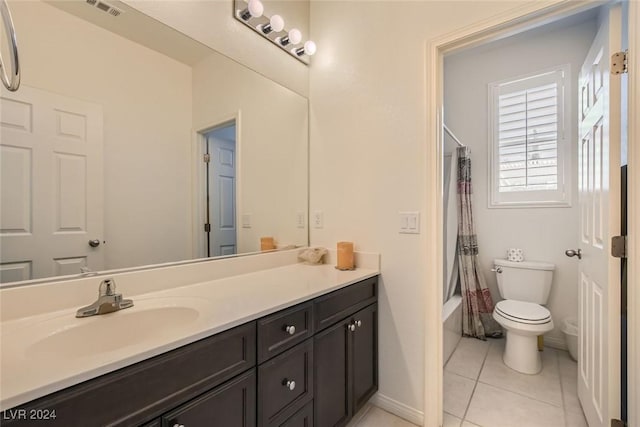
[493,299,554,374]
[492,259,555,375]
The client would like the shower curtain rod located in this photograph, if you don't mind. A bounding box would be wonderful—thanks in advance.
[443,123,465,147]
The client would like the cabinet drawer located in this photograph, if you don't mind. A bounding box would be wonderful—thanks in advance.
[314,277,377,332]
[3,322,256,427]
[258,339,314,426]
[278,400,313,427]
[258,302,313,363]
[162,369,256,427]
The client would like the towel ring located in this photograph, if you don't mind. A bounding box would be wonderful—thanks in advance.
[0,0,20,92]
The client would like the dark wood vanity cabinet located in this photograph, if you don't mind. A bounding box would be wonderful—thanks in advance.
[314,280,378,427]
[2,276,378,427]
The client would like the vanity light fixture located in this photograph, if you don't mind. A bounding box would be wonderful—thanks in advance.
[239,0,263,21]
[234,0,316,65]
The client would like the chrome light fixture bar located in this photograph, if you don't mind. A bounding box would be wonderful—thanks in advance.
[234,0,315,65]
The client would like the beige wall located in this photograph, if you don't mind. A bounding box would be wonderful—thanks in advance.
[11,1,194,271]
[444,18,597,348]
[192,52,308,253]
[308,0,557,415]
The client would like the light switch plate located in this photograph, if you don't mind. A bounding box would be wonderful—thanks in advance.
[399,211,420,234]
[296,212,306,228]
[242,214,252,228]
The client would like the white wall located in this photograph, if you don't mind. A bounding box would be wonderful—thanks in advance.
[11,1,194,271]
[192,52,309,253]
[308,0,552,416]
[444,17,597,347]
[124,0,310,97]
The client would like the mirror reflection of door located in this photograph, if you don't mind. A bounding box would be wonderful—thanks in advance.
[0,85,104,283]
[204,123,237,257]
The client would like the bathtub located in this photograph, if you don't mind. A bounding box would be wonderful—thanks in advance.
[443,294,462,365]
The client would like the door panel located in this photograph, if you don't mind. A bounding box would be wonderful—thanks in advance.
[0,85,103,283]
[577,5,622,426]
[352,304,378,414]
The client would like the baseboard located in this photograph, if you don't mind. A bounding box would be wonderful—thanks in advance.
[369,392,424,426]
[544,335,567,351]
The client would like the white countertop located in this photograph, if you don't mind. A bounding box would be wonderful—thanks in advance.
[0,261,378,410]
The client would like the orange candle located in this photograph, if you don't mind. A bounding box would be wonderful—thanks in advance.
[260,237,275,251]
[337,241,355,270]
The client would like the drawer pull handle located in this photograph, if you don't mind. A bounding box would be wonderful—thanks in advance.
[356,320,362,328]
[348,323,356,332]
[283,379,296,391]
[284,325,296,335]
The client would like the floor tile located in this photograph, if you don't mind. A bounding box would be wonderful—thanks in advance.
[352,406,418,427]
[444,371,476,418]
[346,403,373,427]
[443,412,462,427]
[461,421,482,427]
[465,382,565,427]
[478,339,563,407]
[445,337,491,380]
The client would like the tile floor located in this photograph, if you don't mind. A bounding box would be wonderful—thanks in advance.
[348,337,587,427]
[444,337,587,427]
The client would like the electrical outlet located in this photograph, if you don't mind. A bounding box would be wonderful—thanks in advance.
[313,211,323,229]
[296,212,306,228]
[242,214,252,228]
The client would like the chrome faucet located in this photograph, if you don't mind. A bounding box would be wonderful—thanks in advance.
[76,278,134,318]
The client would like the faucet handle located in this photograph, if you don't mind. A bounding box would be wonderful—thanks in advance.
[99,279,116,296]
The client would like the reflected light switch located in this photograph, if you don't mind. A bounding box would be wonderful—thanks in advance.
[242,214,252,228]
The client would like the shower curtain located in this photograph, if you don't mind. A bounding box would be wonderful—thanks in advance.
[456,146,501,339]
[443,151,459,303]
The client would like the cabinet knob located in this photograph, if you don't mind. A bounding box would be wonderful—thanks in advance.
[356,320,362,328]
[284,325,296,335]
[283,379,296,391]
[173,424,185,427]
[348,323,356,332]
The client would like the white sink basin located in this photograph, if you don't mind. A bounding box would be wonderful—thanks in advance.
[6,297,211,362]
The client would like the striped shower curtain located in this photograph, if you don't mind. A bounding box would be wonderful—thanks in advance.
[456,146,502,339]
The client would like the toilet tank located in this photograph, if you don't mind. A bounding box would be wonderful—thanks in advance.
[494,259,555,304]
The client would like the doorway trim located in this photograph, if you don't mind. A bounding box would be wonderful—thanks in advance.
[424,2,639,426]
[192,111,242,260]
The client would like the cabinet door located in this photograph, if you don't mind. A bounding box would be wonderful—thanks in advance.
[351,304,378,414]
[314,319,351,427]
[162,369,256,427]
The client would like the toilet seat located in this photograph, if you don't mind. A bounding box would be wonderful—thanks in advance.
[495,300,551,325]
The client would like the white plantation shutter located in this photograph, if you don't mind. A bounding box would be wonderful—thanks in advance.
[489,66,571,207]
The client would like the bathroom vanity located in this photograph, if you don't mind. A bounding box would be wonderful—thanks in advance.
[0,253,379,427]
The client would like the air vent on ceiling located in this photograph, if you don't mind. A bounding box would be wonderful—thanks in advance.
[85,0,122,17]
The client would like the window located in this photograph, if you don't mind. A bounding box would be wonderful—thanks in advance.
[488,65,571,207]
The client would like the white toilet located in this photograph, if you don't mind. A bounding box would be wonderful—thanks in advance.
[492,259,555,374]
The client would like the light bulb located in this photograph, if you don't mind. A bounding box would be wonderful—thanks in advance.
[247,0,264,17]
[304,40,317,56]
[270,15,285,32]
[240,0,263,20]
[262,14,285,34]
[288,29,302,45]
[278,28,302,47]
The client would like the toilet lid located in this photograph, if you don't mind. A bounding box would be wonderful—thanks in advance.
[495,300,552,325]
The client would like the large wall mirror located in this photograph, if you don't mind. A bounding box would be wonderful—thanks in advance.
[0,0,309,285]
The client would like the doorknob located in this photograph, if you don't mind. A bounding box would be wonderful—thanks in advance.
[88,239,101,248]
[565,249,582,259]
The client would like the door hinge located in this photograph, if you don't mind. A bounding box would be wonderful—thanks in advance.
[203,153,211,163]
[611,235,627,258]
[204,223,211,232]
[611,51,628,75]
[611,419,626,427]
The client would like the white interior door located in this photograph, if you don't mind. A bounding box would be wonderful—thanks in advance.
[577,5,622,426]
[206,129,236,257]
[0,85,103,283]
